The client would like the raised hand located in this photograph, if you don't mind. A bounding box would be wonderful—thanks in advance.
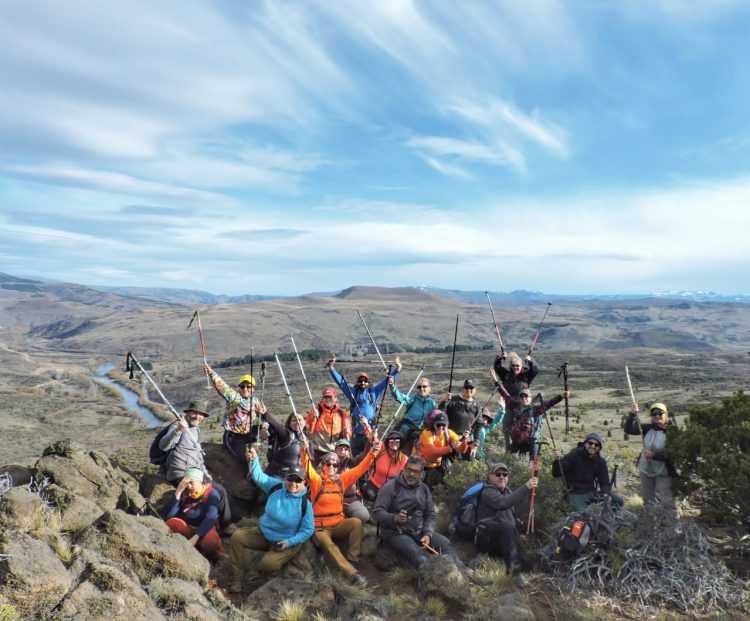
[394,356,402,372]
[177,417,189,433]
[246,446,258,462]
[326,354,336,369]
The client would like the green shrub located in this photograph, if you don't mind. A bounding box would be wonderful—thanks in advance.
[667,391,750,524]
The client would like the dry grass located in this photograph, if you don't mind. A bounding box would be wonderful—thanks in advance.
[424,596,448,618]
[273,599,306,621]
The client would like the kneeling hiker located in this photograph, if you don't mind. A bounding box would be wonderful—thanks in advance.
[229,447,314,585]
[418,410,470,487]
[304,439,381,586]
[553,432,623,512]
[455,462,535,572]
[372,456,466,570]
[165,468,224,562]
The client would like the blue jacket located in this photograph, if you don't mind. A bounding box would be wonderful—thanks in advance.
[390,383,436,429]
[329,367,399,435]
[475,406,505,460]
[165,487,221,538]
[249,458,314,547]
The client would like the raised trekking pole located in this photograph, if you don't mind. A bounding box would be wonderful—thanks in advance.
[356,309,388,370]
[526,393,548,534]
[485,291,505,357]
[527,302,552,357]
[625,365,642,442]
[259,361,267,402]
[373,364,394,435]
[274,353,307,442]
[448,314,460,395]
[380,367,425,438]
[558,362,570,437]
[187,310,211,388]
[291,336,318,415]
[125,352,181,420]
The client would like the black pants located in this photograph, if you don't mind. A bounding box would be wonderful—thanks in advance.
[223,430,255,464]
[397,423,421,456]
[384,531,462,569]
[475,521,521,569]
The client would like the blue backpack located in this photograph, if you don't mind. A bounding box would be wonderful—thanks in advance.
[450,482,486,540]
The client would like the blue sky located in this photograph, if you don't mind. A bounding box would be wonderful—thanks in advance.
[2,1,750,295]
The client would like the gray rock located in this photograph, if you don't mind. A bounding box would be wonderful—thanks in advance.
[139,474,176,516]
[417,554,469,605]
[0,531,73,619]
[76,510,210,585]
[241,578,336,619]
[46,484,104,533]
[148,577,222,621]
[0,486,46,532]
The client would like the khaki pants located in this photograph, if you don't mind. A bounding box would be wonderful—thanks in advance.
[313,517,363,577]
[229,526,302,574]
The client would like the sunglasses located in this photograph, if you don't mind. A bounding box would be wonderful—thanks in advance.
[435,423,447,428]
[493,471,509,477]
[520,394,531,399]
[650,412,664,417]
[239,383,253,389]
[585,441,601,448]
[322,461,339,468]
[418,385,430,389]
[286,476,303,483]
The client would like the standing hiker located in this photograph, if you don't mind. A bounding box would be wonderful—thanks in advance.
[156,400,210,485]
[362,429,409,501]
[493,352,539,451]
[372,456,467,571]
[305,387,352,463]
[303,439,382,586]
[164,467,224,562]
[441,379,482,442]
[626,403,679,523]
[510,388,568,457]
[204,363,265,464]
[417,410,470,487]
[326,355,400,455]
[334,439,371,523]
[228,448,314,588]
[473,395,506,461]
[263,412,307,478]
[553,432,624,512]
[389,374,436,455]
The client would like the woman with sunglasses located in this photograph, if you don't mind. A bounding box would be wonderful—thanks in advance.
[389,374,436,455]
[417,410,470,488]
[362,429,409,501]
[492,351,539,451]
[228,447,314,590]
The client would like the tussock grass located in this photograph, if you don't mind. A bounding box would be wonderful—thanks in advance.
[48,533,75,565]
[0,605,19,621]
[384,592,419,614]
[424,596,448,618]
[273,599,306,621]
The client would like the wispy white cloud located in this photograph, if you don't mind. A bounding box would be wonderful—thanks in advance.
[406,135,526,177]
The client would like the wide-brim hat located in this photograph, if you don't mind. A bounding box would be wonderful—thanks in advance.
[183,400,210,417]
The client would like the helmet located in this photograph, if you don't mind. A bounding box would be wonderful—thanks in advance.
[238,374,256,387]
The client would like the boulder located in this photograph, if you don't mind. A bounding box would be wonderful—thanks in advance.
[0,532,73,619]
[148,578,223,621]
[241,578,336,619]
[139,474,177,516]
[481,592,536,621]
[417,555,469,605]
[203,443,257,510]
[46,484,104,533]
[76,510,210,585]
[0,486,47,532]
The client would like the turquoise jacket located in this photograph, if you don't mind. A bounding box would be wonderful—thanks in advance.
[390,383,436,429]
[475,406,505,460]
[249,459,314,547]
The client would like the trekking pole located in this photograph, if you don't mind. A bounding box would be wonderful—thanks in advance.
[291,336,317,414]
[125,352,181,420]
[422,542,440,555]
[625,365,643,444]
[356,309,388,370]
[373,364,393,436]
[485,291,505,357]
[558,362,570,437]
[526,393,547,534]
[380,366,424,439]
[448,314,460,394]
[274,353,307,442]
[527,302,552,357]
[187,310,211,388]
[260,362,267,401]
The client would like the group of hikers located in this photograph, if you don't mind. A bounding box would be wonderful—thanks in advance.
[153,349,679,590]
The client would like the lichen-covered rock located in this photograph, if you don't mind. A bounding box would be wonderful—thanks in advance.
[0,486,46,532]
[417,554,469,605]
[76,510,210,585]
[241,578,336,619]
[0,532,73,619]
[139,474,176,516]
[148,578,223,621]
[46,484,104,533]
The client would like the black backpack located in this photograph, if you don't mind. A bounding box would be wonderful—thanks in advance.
[149,424,173,466]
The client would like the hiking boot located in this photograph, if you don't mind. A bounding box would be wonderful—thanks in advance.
[351,573,368,587]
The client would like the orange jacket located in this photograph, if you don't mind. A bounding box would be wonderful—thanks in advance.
[369,449,408,489]
[304,451,375,528]
[418,428,468,469]
[305,402,351,446]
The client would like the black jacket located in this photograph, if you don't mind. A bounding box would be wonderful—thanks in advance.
[439,396,481,435]
[493,356,539,425]
[552,444,611,494]
[372,473,435,540]
[475,482,529,528]
[265,414,303,473]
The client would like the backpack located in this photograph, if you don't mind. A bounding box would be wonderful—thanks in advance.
[556,517,592,558]
[269,483,310,531]
[149,424,173,466]
[511,409,534,447]
[450,482,485,540]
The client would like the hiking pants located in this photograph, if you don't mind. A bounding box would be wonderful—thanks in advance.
[166,518,224,562]
[223,430,255,464]
[384,532,462,569]
[568,492,624,513]
[313,518,363,577]
[344,499,370,523]
[474,521,519,569]
[397,423,421,456]
[229,526,303,574]
[503,429,512,452]
[640,474,678,520]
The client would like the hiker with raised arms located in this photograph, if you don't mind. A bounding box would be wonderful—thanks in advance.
[326,354,399,455]
[305,387,352,464]
[362,429,409,501]
[204,363,266,464]
[303,437,382,586]
[440,379,482,458]
[418,410,470,487]
[389,373,436,455]
[372,455,468,572]
[333,438,371,523]
[453,462,536,574]
[228,447,314,590]
[156,399,210,485]
[473,394,507,461]
[493,351,539,450]
[511,387,568,457]
[553,431,624,512]
[263,411,307,477]
[164,467,224,563]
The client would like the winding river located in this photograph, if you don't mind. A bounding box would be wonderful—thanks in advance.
[94,363,164,428]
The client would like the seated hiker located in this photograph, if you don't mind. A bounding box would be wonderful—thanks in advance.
[417,410,470,487]
[304,438,381,586]
[463,462,536,573]
[493,351,539,451]
[372,456,467,571]
[204,363,265,464]
[473,395,506,461]
[326,354,399,455]
[553,431,624,512]
[510,387,568,457]
[228,447,314,587]
[625,402,679,523]
[389,373,436,455]
[264,411,307,477]
[362,429,408,501]
[305,387,352,463]
[164,467,224,562]
[156,400,210,485]
[334,439,370,523]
